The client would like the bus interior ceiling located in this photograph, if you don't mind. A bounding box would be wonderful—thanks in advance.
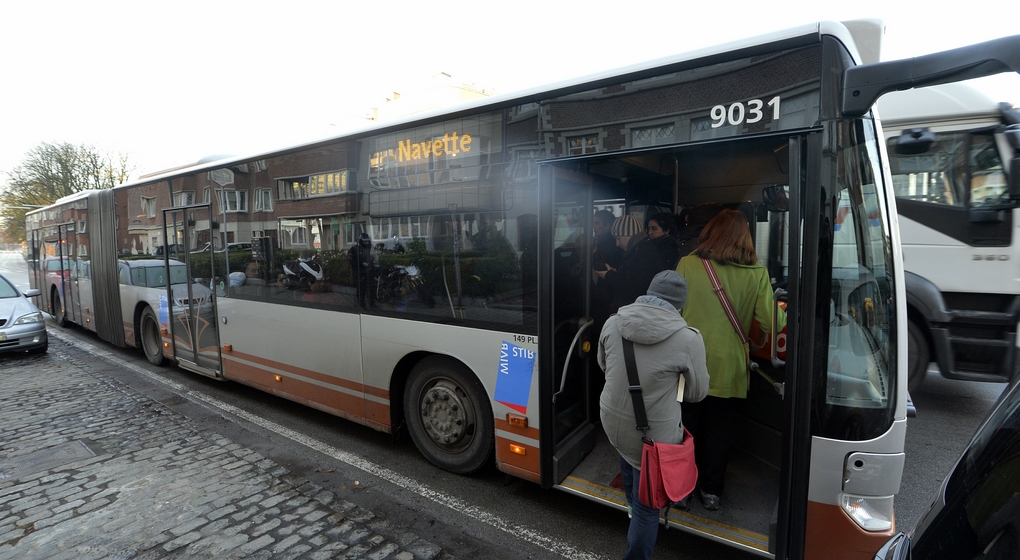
[583,135,791,208]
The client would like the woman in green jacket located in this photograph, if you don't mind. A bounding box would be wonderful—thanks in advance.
[675,209,786,511]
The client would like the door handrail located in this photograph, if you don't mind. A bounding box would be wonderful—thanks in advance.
[553,318,594,403]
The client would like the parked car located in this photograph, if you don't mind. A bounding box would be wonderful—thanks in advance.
[192,242,251,254]
[217,242,252,253]
[0,271,48,354]
[153,244,184,256]
[117,259,214,319]
[874,378,1020,560]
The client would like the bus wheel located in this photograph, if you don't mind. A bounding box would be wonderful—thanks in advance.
[140,307,166,366]
[405,357,493,474]
[907,320,929,394]
[49,288,67,328]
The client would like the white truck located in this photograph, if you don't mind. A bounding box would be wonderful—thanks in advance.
[877,83,1020,391]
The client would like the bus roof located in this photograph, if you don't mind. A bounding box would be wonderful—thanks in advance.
[119,20,862,188]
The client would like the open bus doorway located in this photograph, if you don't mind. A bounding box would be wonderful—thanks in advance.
[541,136,796,555]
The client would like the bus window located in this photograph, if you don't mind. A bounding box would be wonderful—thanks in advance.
[823,120,897,440]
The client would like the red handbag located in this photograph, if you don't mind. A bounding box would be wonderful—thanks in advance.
[622,339,698,510]
[639,427,697,509]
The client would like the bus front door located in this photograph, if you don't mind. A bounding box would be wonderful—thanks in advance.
[163,206,222,377]
[541,165,599,485]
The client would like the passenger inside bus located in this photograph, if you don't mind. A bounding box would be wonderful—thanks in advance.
[675,209,787,512]
[644,211,680,270]
[595,216,645,313]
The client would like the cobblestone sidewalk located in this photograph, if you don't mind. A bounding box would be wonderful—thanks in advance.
[0,347,450,560]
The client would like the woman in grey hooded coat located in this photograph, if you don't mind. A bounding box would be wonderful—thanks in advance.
[599,270,709,560]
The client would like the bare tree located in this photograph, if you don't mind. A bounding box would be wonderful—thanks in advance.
[0,142,134,245]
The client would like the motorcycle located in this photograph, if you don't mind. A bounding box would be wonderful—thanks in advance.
[375,264,434,307]
[281,252,324,290]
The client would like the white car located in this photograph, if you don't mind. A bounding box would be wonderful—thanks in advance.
[0,271,47,354]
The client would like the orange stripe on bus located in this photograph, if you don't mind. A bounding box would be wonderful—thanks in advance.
[804,500,894,560]
[222,357,391,431]
[224,348,386,398]
[494,418,539,441]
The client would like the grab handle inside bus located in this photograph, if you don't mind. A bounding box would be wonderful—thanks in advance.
[553,318,593,404]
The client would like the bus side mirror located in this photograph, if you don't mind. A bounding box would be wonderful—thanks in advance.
[1006,125,1020,201]
[895,127,935,155]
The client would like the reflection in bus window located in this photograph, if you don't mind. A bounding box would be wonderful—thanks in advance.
[887,131,1006,207]
[220,206,536,333]
[822,119,896,441]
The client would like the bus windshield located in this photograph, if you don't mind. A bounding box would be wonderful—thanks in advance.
[823,117,897,439]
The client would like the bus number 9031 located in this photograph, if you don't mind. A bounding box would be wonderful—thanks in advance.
[711,96,781,128]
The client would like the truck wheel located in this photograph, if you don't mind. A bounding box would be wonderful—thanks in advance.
[140,307,166,366]
[907,320,930,393]
[404,357,493,474]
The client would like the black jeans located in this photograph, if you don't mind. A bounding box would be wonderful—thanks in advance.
[681,395,736,496]
[358,272,375,307]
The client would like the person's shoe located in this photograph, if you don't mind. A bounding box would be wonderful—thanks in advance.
[699,489,720,511]
[676,493,693,511]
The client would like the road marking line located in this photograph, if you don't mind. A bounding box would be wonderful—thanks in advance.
[56,331,604,560]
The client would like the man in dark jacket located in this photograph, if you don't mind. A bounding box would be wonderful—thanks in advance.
[349,233,376,308]
[596,215,668,313]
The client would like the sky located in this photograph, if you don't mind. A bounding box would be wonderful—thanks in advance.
[1,0,1017,181]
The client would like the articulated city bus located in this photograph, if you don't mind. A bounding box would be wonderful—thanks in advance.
[26,20,1020,560]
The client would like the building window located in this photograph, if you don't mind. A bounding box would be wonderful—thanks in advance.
[567,135,598,155]
[277,170,352,200]
[632,125,675,148]
[204,187,210,203]
[216,189,248,213]
[254,188,273,212]
[141,196,156,218]
[173,191,195,207]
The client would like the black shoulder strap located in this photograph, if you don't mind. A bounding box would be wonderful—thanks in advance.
[622,339,650,433]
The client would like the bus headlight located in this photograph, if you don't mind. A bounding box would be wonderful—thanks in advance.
[840,493,894,531]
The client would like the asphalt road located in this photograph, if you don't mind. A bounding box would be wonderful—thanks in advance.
[897,368,1006,531]
[1,250,1007,559]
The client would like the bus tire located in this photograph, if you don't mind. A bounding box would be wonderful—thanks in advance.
[404,357,493,474]
[140,307,166,366]
[49,288,67,328]
[907,320,929,394]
